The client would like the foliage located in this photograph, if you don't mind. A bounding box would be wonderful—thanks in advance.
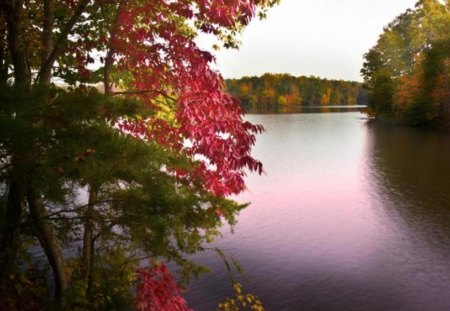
[65,245,137,310]
[0,270,48,310]
[217,283,264,311]
[136,263,191,311]
[0,0,279,309]
[226,73,367,111]
[361,0,450,126]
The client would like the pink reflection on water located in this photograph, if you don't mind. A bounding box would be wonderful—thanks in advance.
[220,113,385,271]
[187,113,450,310]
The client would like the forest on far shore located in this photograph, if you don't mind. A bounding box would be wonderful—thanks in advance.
[225,74,367,109]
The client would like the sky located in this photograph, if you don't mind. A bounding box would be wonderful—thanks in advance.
[197,0,419,82]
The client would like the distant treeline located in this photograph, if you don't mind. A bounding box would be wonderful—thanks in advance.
[225,73,367,109]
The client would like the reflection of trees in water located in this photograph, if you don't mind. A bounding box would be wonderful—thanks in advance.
[367,122,450,241]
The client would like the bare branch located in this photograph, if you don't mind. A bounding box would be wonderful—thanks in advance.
[37,0,90,84]
[112,89,177,102]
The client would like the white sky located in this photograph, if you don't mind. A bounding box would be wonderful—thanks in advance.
[197,0,419,82]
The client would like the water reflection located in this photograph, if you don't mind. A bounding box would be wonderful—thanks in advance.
[186,113,450,310]
[365,124,450,310]
[245,105,367,114]
[367,123,450,250]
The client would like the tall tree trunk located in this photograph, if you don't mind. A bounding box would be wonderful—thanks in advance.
[1,0,32,277]
[0,46,9,86]
[103,48,115,94]
[27,185,67,310]
[2,0,31,86]
[40,0,55,85]
[0,178,24,279]
[82,186,97,297]
[103,1,126,94]
[0,21,9,86]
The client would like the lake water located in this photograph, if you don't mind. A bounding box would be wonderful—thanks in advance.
[185,111,450,310]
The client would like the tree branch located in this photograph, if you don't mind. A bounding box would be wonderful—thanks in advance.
[37,0,90,84]
[112,89,177,102]
[104,0,127,94]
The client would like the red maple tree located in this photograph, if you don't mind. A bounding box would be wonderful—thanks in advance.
[1,1,277,308]
[108,0,267,196]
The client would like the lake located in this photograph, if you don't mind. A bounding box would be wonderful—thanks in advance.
[185,111,450,310]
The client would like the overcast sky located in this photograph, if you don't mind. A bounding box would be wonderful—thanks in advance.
[197,0,419,82]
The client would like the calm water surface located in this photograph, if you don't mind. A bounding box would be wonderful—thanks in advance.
[185,112,450,310]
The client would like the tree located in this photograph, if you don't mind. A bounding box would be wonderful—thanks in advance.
[0,0,279,309]
[320,88,332,106]
[361,0,450,125]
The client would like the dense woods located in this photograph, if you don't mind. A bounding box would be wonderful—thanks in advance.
[0,0,277,309]
[361,0,450,127]
[226,74,367,110]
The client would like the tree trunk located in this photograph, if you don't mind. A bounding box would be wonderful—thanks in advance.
[27,185,67,310]
[82,186,97,297]
[0,24,9,86]
[2,0,31,86]
[103,1,127,94]
[40,0,55,85]
[103,48,115,94]
[0,179,24,279]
